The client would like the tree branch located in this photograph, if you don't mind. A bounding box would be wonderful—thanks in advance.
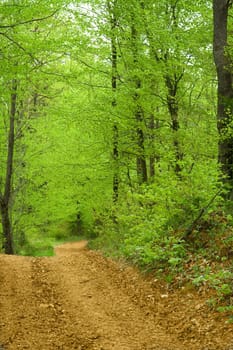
[183,189,223,240]
[0,31,38,63]
[0,10,59,29]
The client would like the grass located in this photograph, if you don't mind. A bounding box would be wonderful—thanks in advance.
[16,230,87,257]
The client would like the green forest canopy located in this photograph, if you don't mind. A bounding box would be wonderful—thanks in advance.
[0,0,233,272]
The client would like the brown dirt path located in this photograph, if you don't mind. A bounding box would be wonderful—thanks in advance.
[0,241,232,349]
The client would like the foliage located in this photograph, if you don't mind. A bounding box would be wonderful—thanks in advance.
[0,0,233,313]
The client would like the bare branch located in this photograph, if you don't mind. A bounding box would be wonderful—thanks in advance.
[0,9,59,29]
[0,32,38,63]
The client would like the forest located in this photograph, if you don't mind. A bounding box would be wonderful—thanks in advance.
[1,0,233,310]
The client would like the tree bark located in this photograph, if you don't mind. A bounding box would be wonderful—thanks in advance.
[112,123,119,202]
[135,95,147,184]
[165,73,183,175]
[108,0,119,202]
[0,79,17,254]
[131,22,147,184]
[213,0,233,196]
[0,200,14,254]
[149,114,155,178]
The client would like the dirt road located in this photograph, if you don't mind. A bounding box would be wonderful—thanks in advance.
[0,241,232,350]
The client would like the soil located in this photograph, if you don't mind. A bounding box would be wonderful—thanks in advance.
[0,241,232,350]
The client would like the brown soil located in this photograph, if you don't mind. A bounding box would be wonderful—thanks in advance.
[0,241,232,350]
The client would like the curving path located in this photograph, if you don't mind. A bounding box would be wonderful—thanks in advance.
[0,241,232,349]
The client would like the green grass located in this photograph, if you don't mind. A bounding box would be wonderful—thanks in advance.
[17,234,87,257]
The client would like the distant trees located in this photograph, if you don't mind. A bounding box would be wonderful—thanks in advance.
[0,1,65,253]
[101,0,214,191]
[87,0,221,258]
[2,0,232,256]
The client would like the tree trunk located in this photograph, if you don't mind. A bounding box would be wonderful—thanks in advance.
[112,123,119,202]
[213,0,233,196]
[165,74,183,175]
[0,79,17,254]
[108,0,119,202]
[149,114,155,179]
[0,200,14,254]
[149,115,160,179]
[135,101,147,184]
[140,0,183,178]
[131,22,148,184]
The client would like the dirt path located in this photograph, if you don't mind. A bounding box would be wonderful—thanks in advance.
[0,241,232,350]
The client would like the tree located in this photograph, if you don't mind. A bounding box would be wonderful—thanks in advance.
[213,0,233,197]
[130,13,148,184]
[0,0,220,260]
[0,0,66,253]
[0,80,17,254]
[107,0,120,202]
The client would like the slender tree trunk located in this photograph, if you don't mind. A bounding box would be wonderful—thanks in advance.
[149,114,155,178]
[112,123,119,202]
[0,79,17,254]
[140,0,183,177]
[165,74,183,175]
[213,0,233,197]
[135,94,147,184]
[149,114,161,179]
[108,0,119,202]
[111,23,119,202]
[131,22,147,184]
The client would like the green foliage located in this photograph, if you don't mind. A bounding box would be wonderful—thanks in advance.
[0,1,232,319]
[91,164,221,271]
[19,242,55,257]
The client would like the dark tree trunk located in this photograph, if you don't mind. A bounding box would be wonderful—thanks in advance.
[213,0,233,196]
[0,79,17,254]
[131,22,148,184]
[149,114,155,179]
[148,116,160,179]
[108,0,119,202]
[0,200,14,254]
[165,73,183,176]
[112,123,119,202]
[140,0,183,178]
[135,100,148,184]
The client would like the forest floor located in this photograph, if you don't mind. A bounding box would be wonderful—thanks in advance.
[0,241,233,350]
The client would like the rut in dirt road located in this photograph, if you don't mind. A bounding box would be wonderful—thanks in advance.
[0,241,232,350]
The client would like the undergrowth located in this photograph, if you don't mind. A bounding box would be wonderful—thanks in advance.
[89,184,233,314]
